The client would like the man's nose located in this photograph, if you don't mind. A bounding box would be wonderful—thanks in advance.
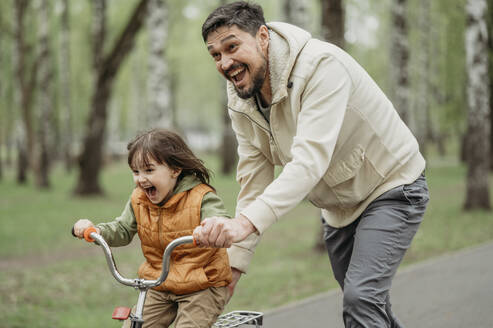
[220,55,234,71]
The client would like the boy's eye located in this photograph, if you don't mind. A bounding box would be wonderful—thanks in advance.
[132,170,139,175]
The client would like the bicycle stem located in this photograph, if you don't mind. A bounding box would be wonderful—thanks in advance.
[89,233,195,288]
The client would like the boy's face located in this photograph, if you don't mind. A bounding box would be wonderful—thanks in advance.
[206,24,269,99]
[131,157,181,205]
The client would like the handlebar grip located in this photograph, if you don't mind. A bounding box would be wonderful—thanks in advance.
[83,227,98,242]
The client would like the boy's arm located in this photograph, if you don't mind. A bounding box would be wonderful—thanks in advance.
[96,200,138,247]
[200,191,231,220]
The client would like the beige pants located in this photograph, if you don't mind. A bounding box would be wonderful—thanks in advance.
[122,287,228,328]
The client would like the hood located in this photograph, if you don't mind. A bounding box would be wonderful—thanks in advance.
[227,22,311,110]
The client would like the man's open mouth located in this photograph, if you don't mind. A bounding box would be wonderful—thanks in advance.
[228,65,247,83]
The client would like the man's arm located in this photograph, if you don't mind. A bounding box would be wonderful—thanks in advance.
[241,55,351,234]
[194,55,352,248]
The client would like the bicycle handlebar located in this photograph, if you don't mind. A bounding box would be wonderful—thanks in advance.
[80,227,195,289]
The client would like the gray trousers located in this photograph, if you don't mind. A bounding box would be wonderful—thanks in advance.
[323,173,429,328]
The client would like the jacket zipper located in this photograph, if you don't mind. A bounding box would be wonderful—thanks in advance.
[157,208,164,249]
[229,106,288,165]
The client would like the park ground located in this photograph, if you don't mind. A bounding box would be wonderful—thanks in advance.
[1,153,493,327]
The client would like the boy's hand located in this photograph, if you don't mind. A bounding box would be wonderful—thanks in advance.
[73,219,100,239]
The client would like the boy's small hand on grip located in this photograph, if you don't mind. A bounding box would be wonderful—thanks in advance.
[83,226,98,243]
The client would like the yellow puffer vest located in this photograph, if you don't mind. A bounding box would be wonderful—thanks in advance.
[131,183,232,295]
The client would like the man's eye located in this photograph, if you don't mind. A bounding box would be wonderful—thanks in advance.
[212,53,221,61]
[229,44,236,50]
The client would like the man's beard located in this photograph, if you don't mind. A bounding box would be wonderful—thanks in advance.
[234,56,268,100]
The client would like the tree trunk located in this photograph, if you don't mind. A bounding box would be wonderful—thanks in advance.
[15,123,29,183]
[146,0,172,128]
[13,0,38,184]
[75,0,149,195]
[0,135,3,181]
[283,0,310,30]
[315,0,346,253]
[464,0,491,210]
[220,79,238,174]
[414,0,432,158]
[320,0,345,48]
[488,0,493,170]
[219,0,238,175]
[390,0,411,126]
[33,0,54,189]
[0,11,3,181]
[60,0,73,172]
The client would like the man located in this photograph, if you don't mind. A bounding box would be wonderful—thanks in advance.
[193,1,429,327]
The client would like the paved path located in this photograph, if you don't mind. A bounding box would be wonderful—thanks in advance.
[263,242,493,328]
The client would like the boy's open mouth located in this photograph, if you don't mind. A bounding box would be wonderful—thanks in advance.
[144,186,157,198]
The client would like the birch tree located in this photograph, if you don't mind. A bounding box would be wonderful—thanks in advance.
[464,0,490,210]
[414,0,433,157]
[220,78,237,174]
[59,0,73,171]
[390,0,411,126]
[32,0,55,188]
[488,0,493,170]
[0,5,4,181]
[146,0,172,128]
[75,0,149,195]
[219,0,237,174]
[283,0,310,30]
[13,0,38,184]
[320,0,345,48]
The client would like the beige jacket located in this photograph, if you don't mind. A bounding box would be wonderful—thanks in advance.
[227,22,425,273]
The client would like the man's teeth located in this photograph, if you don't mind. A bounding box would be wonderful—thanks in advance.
[230,67,245,78]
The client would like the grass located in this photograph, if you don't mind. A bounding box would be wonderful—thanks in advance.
[1,155,493,327]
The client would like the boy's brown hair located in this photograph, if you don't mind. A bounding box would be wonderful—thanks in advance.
[127,129,211,185]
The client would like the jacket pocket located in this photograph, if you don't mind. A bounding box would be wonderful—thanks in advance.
[164,263,210,295]
[323,145,383,208]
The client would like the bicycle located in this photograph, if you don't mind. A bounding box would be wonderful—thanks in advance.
[74,227,263,328]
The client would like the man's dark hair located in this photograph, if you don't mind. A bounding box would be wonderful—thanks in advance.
[202,1,266,41]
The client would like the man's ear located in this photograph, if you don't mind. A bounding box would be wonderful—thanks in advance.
[257,25,270,51]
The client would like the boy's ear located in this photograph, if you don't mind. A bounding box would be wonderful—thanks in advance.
[173,168,182,178]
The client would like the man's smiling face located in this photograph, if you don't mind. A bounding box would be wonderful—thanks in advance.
[206,25,269,99]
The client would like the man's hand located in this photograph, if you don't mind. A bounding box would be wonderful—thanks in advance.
[193,215,257,248]
[227,268,242,303]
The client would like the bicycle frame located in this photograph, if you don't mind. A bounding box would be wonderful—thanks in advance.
[80,227,263,327]
[86,228,193,328]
